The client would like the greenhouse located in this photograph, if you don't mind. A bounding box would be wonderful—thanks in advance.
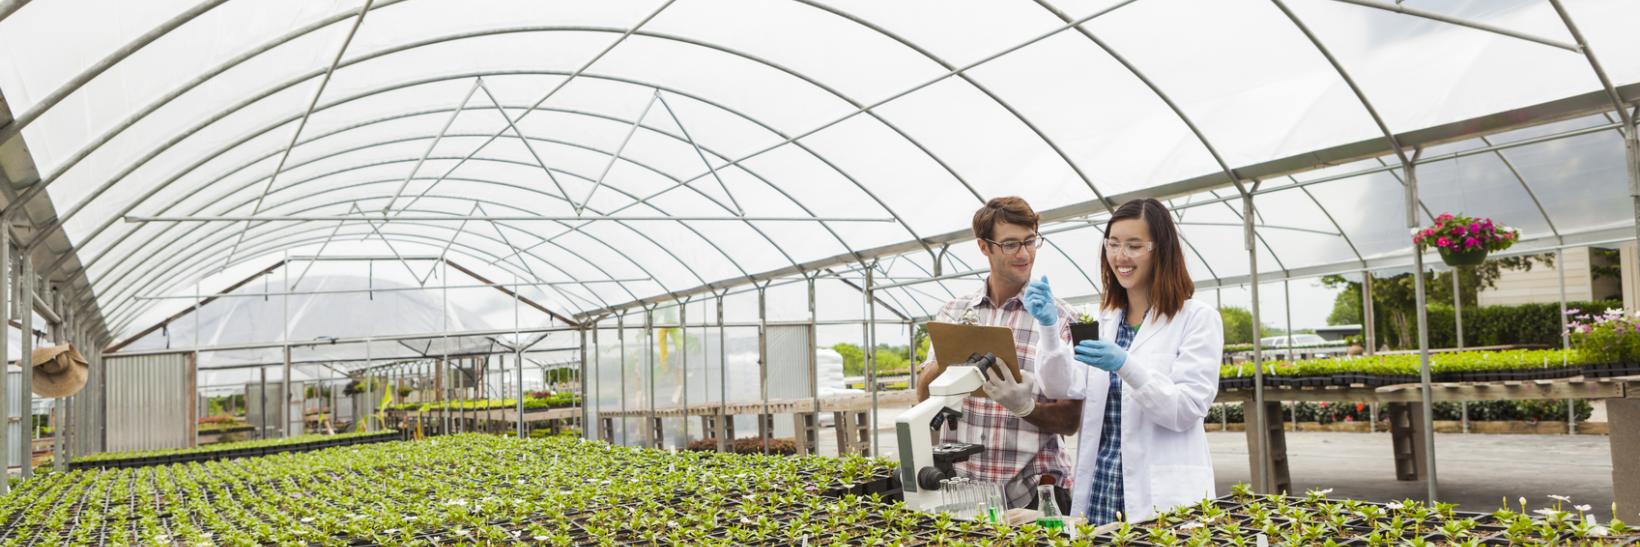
[0,0,1637,544]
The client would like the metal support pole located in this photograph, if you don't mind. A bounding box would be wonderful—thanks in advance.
[757,286,769,455]
[645,307,655,448]
[1559,248,1570,351]
[865,264,879,457]
[587,327,599,442]
[1406,159,1440,503]
[649,307,656,448]
[1627,121,1640,308]
[1362,271,1376,356]
[618,315,626,444]
[1283,280,1293,361]
[259,367,268,439]
[1568,398,1576,436]
[809,278,822,454]
[1244,192,1270,492]
[0,228,10,494]
[1452,270,1464,349]
[1460,401,1469,434]
[282,346,292,438]
[514,274,524,439]
[681,302,689,443]
[716,296,726,448]
[19,253,32,479]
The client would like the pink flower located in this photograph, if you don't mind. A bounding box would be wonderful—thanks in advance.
[1582,324,1593,333]
[1437,237,1450,247]
[1465,237,1480,248]
[1436,213,1454,222]
[1469,222,1481,232]
[1453,225,1466,236]
[1422,229,1435,238]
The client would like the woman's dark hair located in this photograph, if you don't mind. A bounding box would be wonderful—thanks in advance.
[1100,198,1194,320]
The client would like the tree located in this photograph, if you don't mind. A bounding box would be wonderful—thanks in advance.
[833,343,912,376]
[1321,254,1552,349]
[1220,306,1255,345]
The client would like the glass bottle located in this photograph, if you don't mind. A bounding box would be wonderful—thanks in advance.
[1036,484,1064,532]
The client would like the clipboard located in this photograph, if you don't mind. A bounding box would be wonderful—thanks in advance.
[926,322,1023,397]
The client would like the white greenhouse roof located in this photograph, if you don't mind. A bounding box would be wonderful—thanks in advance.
[0,0,1636,345]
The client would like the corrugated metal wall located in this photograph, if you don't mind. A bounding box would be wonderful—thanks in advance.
[104,353,195,452]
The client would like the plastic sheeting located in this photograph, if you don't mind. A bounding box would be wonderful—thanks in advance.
[0,0,1635,339]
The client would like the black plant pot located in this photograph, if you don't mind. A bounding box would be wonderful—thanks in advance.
[1070,322,1100,345]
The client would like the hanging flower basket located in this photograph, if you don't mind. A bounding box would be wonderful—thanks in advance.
[1413,213,1518,268]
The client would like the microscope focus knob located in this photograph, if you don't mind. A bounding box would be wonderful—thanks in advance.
[917,467,947,490]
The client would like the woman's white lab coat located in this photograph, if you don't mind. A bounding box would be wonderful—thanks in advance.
[1036,298,1222,522]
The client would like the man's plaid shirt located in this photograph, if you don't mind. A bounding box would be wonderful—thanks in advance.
[918,284,1076,507]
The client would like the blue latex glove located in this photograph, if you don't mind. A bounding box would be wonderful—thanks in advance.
[1074,340,1127,372]
[1022,275,1057,326]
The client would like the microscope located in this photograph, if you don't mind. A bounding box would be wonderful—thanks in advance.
[895,352,1006,512]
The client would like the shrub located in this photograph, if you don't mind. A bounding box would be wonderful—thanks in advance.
[1568,307,1640,364]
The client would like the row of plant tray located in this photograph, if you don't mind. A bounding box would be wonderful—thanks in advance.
[327,477,911,546]
[1220,362,1640,390]
[1085,494,1640,546]
[70,431,406,470]
[814,470,902,499]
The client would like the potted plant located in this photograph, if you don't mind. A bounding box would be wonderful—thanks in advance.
[1070,310,1100,345]
[1413,213,1518,267]
[1345,335,1365,357]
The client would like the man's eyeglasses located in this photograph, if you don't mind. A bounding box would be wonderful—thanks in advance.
[1104,239,1154,259]
[982,235,1045,255]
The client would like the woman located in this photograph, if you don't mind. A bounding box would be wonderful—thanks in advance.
[1022,198,1222,524]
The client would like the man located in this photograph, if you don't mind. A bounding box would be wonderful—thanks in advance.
[915,196,1080,512]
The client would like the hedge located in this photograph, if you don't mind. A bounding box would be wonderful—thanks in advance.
[1222,300,1618,353]
[1392,300,1617,349]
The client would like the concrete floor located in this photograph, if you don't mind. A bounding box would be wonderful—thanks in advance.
[818,407,1615,512]
[1207,431,1613,512]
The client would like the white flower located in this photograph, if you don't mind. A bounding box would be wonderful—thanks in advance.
[1576,504,1592,512]
[1387,502,1404,510]
[534,537,549,542]
[1550,494,1572,503]
[1534,508,1561,517]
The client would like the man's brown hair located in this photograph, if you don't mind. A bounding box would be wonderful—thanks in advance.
[1100,198,1195,319]
[972,196,1041,242]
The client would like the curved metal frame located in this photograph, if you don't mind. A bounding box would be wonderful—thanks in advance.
[102,192,704,332]
[93,167,729,326]
[0,0,232,146]
[105,224,594,336]
[3,0,1633,348]
[70,100,892,317]
[74,122,777,303]
[57,68,906,313]
[59,70,897,306]
[24,25,978,262]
